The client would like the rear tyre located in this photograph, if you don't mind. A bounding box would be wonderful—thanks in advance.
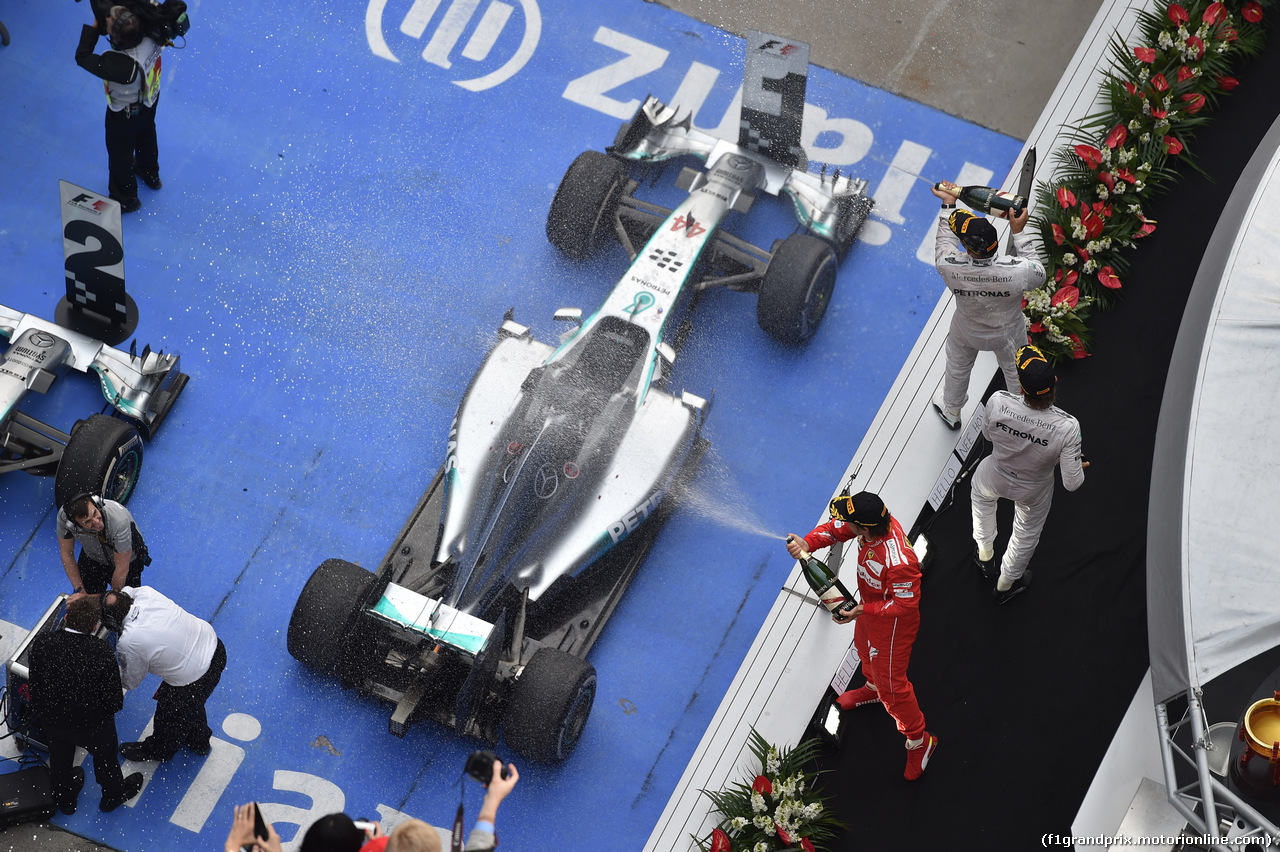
[503,648,596,762]
[756,234,839,345]
[546,151,628,259]
[53,415,143,509]
[287,559,377,677]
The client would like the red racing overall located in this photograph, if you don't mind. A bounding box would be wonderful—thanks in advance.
[801,515,925,741]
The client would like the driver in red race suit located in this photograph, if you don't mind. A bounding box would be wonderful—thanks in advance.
[785,491,937,780]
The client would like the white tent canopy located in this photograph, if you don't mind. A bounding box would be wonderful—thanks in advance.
[1148,114,1280,706]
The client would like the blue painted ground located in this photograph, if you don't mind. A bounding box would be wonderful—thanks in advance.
[0,1,1020,849]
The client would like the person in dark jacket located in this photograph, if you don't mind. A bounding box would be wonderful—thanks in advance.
[29,596,143,814]
[74,5,166,211]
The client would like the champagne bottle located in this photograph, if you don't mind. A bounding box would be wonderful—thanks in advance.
[790,536,857,615]
[934,181,1027,217]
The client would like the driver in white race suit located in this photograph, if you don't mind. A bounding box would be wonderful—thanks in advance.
[971,345,1087,604]
[930,184,1046,429]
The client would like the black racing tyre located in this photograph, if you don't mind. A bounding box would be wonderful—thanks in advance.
[53,414,143,510]
[502,648,597,762]
[287,559,377,676]
[756,233,839,346]
[546,150,628,260]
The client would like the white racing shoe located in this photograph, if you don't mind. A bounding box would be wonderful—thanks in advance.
[931,389,961,430]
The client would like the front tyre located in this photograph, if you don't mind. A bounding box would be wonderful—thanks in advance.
[546,151,628,260]
[53,414,143,509]
[502,648,596,762]
[756,234,839,345]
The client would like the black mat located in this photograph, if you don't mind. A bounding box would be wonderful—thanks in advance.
[816,33,1280,851]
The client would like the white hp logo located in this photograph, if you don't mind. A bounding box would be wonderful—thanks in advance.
[365,0,542,92]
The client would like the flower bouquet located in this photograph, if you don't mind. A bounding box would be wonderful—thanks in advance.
[1023,0,1270,361]
[693,728,844,852]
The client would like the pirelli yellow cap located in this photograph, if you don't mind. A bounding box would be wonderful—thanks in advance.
[948,209,998,257]
[1016,345,1055,396]
[829,491,888,527]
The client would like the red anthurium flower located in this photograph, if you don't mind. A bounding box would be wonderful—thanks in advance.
[1122,80,1138,95]
[1203,2,1226,24]
[1115,168,1137,184]
[1104,123,1128,148]
[1243,2,1263,23]
[1063,270,1079,286]
[1176,66,1195,83]
[1077,247,1090,262]
[1181,92,1206,113]
[1134,46,1157,63]
[776,825,792,845]
[1164,135,1183,155]
[1217,76,1239,91]
[801,838,816,852]
[1074,143,1103,169]
[1051,285,1080,308]
[1055,268,1080,287]
[1150,73,1169,92]
[1051,223,1066,245]
[1134,221,1157,238]
[1151,108,1169,119]
[1186,35,1205,59]
[752,775,772,795]
[1224,26,1239,42]
[710,828,731,852]
[1056,186,1077,208]
[1069,335,1090,359]
[1082,211,1104,240]
[1097,171,1115,191]
[1030,321,1045,333]
[1167,3,1188,24]
[1097,266,1122,289]
[1091,200,1112,219]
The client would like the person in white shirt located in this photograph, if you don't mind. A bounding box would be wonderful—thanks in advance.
[929,184,1047,429]
[970,345,1088,603]
[100,585,226,761]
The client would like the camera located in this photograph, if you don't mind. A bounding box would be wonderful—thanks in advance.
[464,749,510,785]
[129,0,190,45]
[81,0,190,45]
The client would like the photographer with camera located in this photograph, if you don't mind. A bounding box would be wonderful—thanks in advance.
[74,3,170,211]
[454,755,519,852]
[312,752,517,849]
[224,803,283,852]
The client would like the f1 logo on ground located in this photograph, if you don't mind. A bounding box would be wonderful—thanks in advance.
[365,0,541,91]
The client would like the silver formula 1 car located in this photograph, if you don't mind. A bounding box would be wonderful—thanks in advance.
[286,32,873,762]
[0,304,187,508]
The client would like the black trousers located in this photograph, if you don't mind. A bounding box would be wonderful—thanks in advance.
[149,638,226,757]
[45,716,126,808]
[77,550,144,595]
[104,99,159,200]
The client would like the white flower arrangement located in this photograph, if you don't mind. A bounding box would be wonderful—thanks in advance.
[696,729,843,852]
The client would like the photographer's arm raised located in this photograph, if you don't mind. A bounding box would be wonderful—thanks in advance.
[468,761,518,848]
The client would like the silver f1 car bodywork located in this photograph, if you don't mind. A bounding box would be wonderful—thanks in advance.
[287,31,874,763]
[0,303,187,505]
